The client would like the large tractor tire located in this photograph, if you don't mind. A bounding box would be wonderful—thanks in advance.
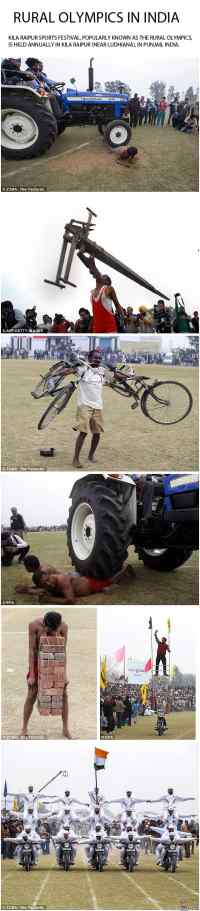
[67,477,133,578]
[1,92,57,159]
[139,546,193,572]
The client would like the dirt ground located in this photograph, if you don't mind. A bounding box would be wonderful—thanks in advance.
[1,607,97,740]
[1,531,198,606]
[2,124,198,193]
[101,711,196,741]
[1,849,199,910]
[2,361,198,471]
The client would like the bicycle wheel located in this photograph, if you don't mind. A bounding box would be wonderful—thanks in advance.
[141,380,192,425]
[31,376,50,399]
[38,384,75,430]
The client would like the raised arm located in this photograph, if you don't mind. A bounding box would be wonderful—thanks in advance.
[77,252,103,282]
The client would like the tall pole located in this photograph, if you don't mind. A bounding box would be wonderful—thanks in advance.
[37,770,68,796]
[167,619,171,678]
[94,765,98,804]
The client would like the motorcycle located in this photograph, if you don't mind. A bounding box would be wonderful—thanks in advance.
[59,842,74,871]
[156,716,167,736]
[90,834,109,872]
[162,844,178,873]
[122,835,140,872]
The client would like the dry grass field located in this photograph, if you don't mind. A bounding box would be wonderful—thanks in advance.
[1,848,198,910]
[1,531,198,606]
[2,124,198,193]
[2,360,198,471]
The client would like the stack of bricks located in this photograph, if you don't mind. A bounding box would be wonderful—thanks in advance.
[37,635,65,716]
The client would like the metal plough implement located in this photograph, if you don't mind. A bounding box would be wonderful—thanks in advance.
[44,206,170,299]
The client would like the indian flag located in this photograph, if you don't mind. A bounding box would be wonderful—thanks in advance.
[94,748,109,769]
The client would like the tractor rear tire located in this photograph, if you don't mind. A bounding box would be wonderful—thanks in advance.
[67,477,133,578]
[139,547,193,572]
[1,92,57,159]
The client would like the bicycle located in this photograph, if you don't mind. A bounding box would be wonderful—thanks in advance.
[31,360,193,430]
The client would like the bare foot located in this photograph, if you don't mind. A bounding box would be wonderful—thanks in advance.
[72,459,83,469]
[88,455,97,463]
[62,729,72,739]
[19,730,30,739]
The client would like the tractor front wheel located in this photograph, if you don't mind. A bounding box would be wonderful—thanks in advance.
[104,119,131,149]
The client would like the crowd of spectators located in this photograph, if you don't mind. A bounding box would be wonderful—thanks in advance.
[1,299,199,336]
[100,682,195,733]
[129,93,198,134]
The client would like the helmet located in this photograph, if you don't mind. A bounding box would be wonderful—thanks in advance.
[88,348,102,367]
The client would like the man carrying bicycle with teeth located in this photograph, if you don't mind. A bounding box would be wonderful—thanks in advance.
[55,348,108,469]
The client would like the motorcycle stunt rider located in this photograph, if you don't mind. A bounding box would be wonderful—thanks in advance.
[85,823,110,866]
[15,824,41,866]
[119,823,141,867]
[55,822,78,866]
[155,824,191,867]
[154,630,170,676]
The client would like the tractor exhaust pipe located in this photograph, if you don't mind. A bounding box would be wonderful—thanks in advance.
[88,57,94,91]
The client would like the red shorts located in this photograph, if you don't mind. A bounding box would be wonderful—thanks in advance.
[87,578,112,594]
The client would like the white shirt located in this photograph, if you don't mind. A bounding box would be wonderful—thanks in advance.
[77,366,104,409]
[56,826,77,843]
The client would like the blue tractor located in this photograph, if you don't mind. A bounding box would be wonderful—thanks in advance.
[1,58,131,160]
[67,473,199,577]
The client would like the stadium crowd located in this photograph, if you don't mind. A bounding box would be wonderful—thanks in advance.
[100,682,195,733]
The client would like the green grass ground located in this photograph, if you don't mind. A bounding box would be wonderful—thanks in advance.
[2,607,97,740]
[104,711,195,741]
[1,848,199,909]
[2,361,198,471]
[2,125,198,192]
[1,531,198,605]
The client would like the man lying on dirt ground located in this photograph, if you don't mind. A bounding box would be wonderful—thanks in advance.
[20,611,71,739]
[15,554,135,605]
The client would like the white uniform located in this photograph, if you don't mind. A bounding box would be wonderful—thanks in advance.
[119,828,140,865]
[15,829,41,865]
[55,826,78,865]
[156,827,189,865]
[86,826,110,864]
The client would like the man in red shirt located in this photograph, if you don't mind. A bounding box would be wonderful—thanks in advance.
[77,252,125,333]
[155,629,170,676]
[156,97,168,127]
